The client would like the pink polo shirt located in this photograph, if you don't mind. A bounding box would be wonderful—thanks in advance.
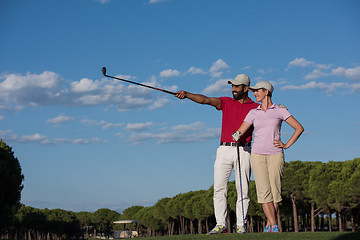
[244,104,291,155]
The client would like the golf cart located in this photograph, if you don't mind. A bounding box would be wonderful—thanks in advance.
[113,220,139,239]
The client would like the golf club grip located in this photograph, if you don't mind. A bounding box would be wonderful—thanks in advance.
[104,74,175,95]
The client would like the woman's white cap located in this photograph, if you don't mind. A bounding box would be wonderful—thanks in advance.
[249,80,274,93]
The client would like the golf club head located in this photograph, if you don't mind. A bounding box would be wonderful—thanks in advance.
[102,67,107,76]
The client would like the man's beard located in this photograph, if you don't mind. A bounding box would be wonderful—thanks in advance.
[232,90,246,100]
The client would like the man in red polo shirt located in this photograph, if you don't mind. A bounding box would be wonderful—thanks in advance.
[174,74,259,234]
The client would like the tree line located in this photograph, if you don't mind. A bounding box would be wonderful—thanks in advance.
[122,158,360,237]
[1,138,359,239]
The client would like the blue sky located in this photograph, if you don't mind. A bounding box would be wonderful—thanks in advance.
[1,0,359,212]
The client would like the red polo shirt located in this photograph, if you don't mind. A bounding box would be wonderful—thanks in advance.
[218,97,259,143]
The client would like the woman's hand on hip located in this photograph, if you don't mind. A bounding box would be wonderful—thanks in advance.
[273,139,287,149]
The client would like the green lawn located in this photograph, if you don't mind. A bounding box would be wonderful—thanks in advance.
[138,232,360,240]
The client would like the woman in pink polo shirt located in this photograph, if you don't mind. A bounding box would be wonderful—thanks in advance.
[232,80,304,233]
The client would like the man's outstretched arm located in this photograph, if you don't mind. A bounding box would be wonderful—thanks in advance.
[175,90,221,109]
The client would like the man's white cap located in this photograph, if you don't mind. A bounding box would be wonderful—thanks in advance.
[228,74,250,86]
[249,80,274,93]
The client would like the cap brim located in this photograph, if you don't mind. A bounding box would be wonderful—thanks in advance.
[248,87,258,92]
[228,80,248,85]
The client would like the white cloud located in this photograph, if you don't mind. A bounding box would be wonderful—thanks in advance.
[0,116,4,120]
[20,133,48,143]
[210,59,229,72]
[126,122,153,131]
[257,69,266,74]
[202,78,230,95]
[116,95,153,112]
[149,97,170,110]
[281,81,348,93]
[287,58,360,83]
[316,63,332,70]
[350,83,360,93]
[281,62,360,93]
[123,120,221,145]
[76,94,105,105]
[1,129,107,145]
[47,114,75,126]
[257,68,275,74]
[287,57,331,71]
[127,124,220,145]
[0,71,61,108]
[209,59,229,77]
[81,119,108,126]
[102,122,123,129]
[171,122,204,131]
[288,57,315,68]
[81,119,122,129]
[186,67,206,75]
[303,65,360,81]
[0,71,60,91]
[0,71,176,112]
[157,127,219,144]
[115,74,136,80]
[210,71,222,78]
[304,69,329,80]
[149,0,169,4]
[73,138,94,144]
[94,0,110,4]
[1,131,50,145]
[0,71,61,109]
[159,69,180,78]
[55,137,107,144]
[332,66,360,81]
[70,78,99,93]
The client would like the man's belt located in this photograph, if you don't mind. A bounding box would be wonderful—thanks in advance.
[220,142,251,147]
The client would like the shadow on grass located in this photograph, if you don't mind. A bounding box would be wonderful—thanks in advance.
[331,232,360,240]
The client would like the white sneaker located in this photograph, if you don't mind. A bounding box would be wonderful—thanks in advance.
[206,225,227,235]
[236,225,246,234]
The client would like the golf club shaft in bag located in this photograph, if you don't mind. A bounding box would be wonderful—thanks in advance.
[102,67,175,95]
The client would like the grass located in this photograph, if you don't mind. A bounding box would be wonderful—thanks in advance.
[138,232,360,240]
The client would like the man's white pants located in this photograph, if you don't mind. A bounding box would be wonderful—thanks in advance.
[213,145,251,227]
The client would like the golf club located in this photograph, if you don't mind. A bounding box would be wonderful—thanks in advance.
[102,67,175,95]
[237,143,246,231]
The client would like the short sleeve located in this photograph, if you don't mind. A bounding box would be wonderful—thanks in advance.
[244,109,255,125]
[217,97,226,111]
[279,107,292,121]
